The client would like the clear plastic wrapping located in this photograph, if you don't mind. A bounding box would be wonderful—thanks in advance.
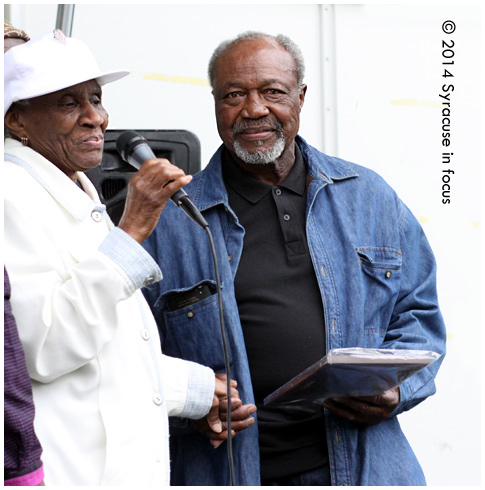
[264,348,441,410]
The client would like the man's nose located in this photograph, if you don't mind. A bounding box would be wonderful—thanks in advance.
[241,92,270,119]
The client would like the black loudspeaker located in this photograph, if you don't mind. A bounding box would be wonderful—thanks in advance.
[86,129,201,225]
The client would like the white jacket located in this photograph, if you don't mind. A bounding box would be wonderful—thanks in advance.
[3,138,215,486]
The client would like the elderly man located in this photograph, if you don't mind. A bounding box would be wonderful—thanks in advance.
[142,31,446,486]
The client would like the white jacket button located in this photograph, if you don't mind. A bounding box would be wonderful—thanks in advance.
[144,274,155,286]
[152,393,163,405]
[91,210,102,222]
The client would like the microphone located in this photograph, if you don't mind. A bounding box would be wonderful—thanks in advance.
[116,131,208,229]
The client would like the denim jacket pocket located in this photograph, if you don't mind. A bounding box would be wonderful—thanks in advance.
[356,247,402,338]
[161,282,232,371]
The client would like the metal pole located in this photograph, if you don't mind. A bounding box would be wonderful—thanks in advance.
[55,4,75,36]
[319,4,338,156]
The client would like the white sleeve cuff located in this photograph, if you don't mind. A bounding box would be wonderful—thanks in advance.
[98,228,162,290]
[161,355,215,419]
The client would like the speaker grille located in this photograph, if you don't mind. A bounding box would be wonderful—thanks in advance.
[101,178,127,200]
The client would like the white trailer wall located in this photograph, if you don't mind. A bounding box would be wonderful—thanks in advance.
[4,3,481,486]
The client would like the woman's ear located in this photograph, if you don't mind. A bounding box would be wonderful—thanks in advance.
[4,106,26,139]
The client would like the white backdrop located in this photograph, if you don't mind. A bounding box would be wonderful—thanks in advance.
[5,3,482,486]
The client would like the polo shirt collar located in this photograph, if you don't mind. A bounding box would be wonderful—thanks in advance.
[222,144,307,205]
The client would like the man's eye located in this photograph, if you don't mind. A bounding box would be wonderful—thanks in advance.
[227,92,241,99]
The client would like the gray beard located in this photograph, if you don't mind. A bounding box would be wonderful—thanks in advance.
[233,135,286,164]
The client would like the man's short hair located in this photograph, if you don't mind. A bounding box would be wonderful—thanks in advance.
[207,31,305,89]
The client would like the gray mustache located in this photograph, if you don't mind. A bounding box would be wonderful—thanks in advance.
[232,118,283,135]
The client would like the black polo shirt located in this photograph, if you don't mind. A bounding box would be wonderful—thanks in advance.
[222,145,329,480]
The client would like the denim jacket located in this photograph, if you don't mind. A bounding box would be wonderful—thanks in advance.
[143,136,446,486]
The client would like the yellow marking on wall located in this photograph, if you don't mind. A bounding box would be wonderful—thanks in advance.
[471,221,480,228]
[446,332,454,341]
[144,73,209,86]
[418,216,429,224]
[390,99,442,108]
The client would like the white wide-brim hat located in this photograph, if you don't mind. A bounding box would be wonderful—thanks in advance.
[4,29,130,116]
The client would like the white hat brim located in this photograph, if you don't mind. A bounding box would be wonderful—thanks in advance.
[13,69,131,106]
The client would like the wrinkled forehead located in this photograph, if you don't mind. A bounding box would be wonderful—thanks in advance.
[214,38,298,86]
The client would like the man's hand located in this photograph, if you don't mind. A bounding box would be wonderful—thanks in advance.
[118,158,192,243]
[211,397,257,448]
[193,374,257,448]
[322,387,400,426]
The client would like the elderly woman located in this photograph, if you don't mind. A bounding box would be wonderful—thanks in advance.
[3,31,248,486]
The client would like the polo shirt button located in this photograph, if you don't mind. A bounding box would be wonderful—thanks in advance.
[140,329,150,340]
[283,214,291,221]
[187,310,195,319]
[153,393,163,405]
[91,210,102,222]
[275,188,282,196]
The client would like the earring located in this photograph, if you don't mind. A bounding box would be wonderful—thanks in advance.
[21,136,29,146]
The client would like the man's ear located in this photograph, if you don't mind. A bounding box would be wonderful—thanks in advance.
[299,84,307,109]
[4,107,26,139]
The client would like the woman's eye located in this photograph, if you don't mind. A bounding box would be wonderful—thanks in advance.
[60,97,76,107]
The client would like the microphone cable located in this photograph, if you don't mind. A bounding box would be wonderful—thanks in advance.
[116,131,236,484]
[203,224,236,486]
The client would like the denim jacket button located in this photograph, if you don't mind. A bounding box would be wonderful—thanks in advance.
[228,254,232,262]
[187,310,195,319]
[385,270,392,279]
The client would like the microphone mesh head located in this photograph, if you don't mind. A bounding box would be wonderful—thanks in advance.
[116,130,144,159]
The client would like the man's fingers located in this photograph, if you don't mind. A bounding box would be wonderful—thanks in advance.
[220,417,256,432]
[215,373,238,388]
[210,429,237,448]
[206,399,222,433]
[219,403,256,420]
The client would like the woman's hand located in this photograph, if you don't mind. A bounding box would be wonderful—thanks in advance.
[118,158,192,243]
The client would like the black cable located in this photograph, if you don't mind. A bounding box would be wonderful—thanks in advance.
[204,225,236,486]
